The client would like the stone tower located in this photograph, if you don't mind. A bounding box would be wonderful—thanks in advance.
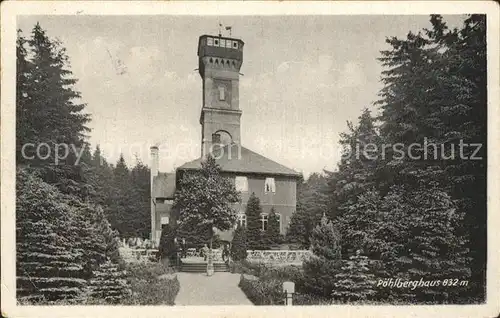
[197,35,245,156]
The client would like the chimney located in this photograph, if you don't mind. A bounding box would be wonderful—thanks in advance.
[150,146,159,179]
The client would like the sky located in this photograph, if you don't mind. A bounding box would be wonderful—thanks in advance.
[18,15,467,177]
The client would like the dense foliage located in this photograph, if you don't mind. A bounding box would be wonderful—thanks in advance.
[283,15,486,303]
[15,23,151,304]
[173,155,240,248]
[302,215,342,298]
[158,223,178,264]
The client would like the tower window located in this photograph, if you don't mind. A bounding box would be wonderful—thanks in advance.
[226,41,232,48]
[218,86,225,100]
[160,216,169,229]
[207,37,213,46]
[232,41,238,49]
[235,176,248,192]
[220,39,226,47]
[214,39,219,46]
[265,177,276,193]
[212,133,221,144]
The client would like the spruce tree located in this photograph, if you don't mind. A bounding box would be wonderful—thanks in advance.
[302,215,342,298]
[87,259,130,304]
[245,193,264,250]
[17,23,90,197]
[376,14,485,297]
[332,251,377,302]
[16,168,87,302]
[230,224,248,261]
[285,203,310,248]
[265,208,282,247]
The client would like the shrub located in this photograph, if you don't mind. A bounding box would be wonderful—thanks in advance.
[238,274,284,305]
[122,262,179,305]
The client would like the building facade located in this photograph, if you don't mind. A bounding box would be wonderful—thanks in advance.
[150,34,300,246]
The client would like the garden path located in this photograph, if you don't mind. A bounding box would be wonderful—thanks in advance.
[175,272,253,305]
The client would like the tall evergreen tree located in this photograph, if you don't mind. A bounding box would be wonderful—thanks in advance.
[302,215,342,298]
[16,168,87,302]
[231,224,248,261]
[17,23,91,197]
[245,193,265,250]
[264,208,282,247]
[286,173,329,248]
[376,14,486,297]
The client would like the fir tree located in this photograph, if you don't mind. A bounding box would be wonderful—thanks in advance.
[332,251,377,302]
[17,23,90,197]
[264,208,282,247]
[16,168,87,302]
[302,215,342,298]
[87,259,130,304]
[245,193,264,250]
[231,224,248,261]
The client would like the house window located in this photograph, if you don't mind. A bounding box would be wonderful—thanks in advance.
[236,212,246,228]
[218,86,225,100]
[235,176,248,192]
[160,216,169,229]
[265,177,276,193]
[261,213,269,231]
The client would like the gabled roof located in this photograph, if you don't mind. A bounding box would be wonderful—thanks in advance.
[177,145,300,177]
[152,172,176,199]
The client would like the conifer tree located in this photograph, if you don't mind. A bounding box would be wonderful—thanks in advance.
[17,23,90,197]
[230,224,248,261]
[302,215,342,298]
[264,208,282,247]
[245,193,264,250]
[16,168,87,302]
[285,203,310,248]
[87,259,130,304]
[332,251,377,302]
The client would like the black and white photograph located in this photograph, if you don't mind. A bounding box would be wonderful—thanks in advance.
[1,1,499,317]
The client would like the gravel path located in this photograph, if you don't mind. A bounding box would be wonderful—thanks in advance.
[175,272,253,305]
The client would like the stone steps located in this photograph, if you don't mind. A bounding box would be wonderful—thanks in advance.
[181,261,229,272]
